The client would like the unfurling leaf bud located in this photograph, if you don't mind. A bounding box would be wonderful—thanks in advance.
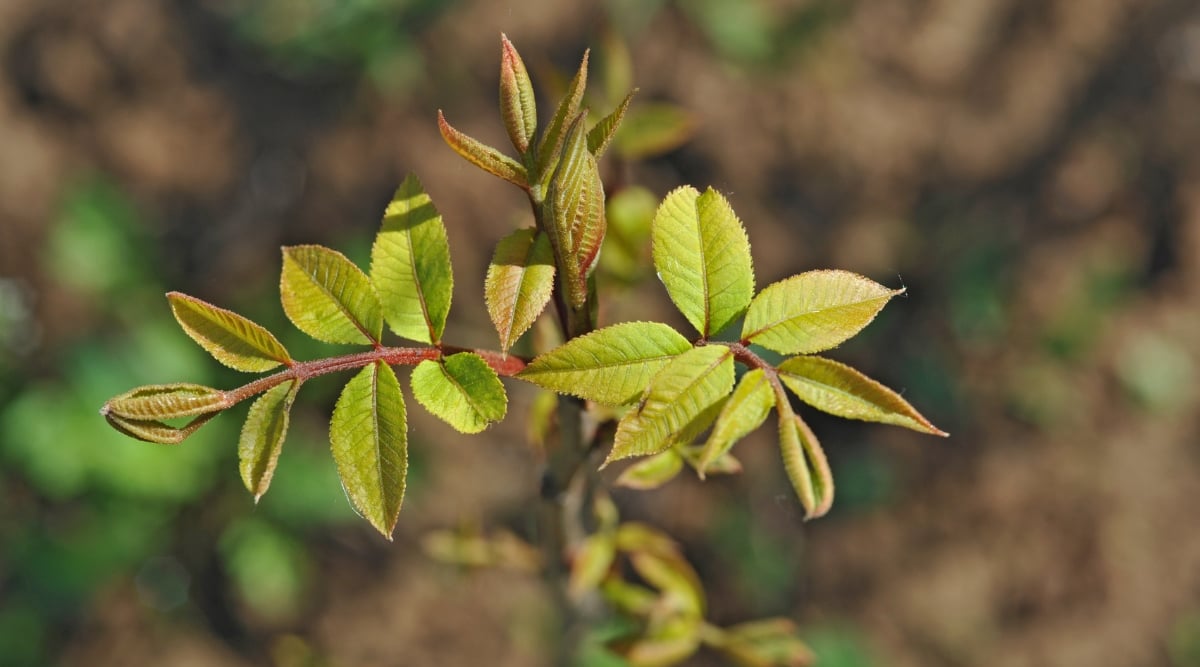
[103,383,229,421]
[546,112,606,309]
[499,34,537,154]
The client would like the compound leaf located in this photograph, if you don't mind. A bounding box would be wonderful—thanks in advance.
[616,448,684,490]
[778,412,833,520]
[371,174,454,344]
[606,345,735,465]
[742,270,901,354]
[330,361,407,539]
[652,186,754,337]
[518,321,692,405]
[437,111,528,188]
[778,355,947,436]
[697,368,774,476]
[281,245,382,345]
[238,379,300,501]
[103,383,228,421]
[485,228,555,353]
[168,292,292,372]
[410,352,507,434]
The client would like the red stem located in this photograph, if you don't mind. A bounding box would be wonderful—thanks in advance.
[223,345,529,407]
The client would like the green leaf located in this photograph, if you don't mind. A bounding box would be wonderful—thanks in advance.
[616,448,684,490]
[628,550,705,617]
[614,104,696,159]
[103,411,217,445]
[778,413,833,520]
[499,34,537,154]
[602,578,658,616]
[653,186,755,337]
[518,322,692,405]
[778,356,947,435]
[437,111,528,188]
[684,448,742,476]
[410,352,507,434]
[535,49,589,183]
[698,369,774,475]
[588,89,636,158]
[281,245,383,345]
[103,383,228,421]
[370,174,454,344]
[607,345,735,465]
[167,292,292,372]
[330,361,408,539]
[547,112,606,309]
[568,532,617,599]
[742,270,901,354]
[485,228,555,353]
[717,618,815,667]
[618,621,702,667]
[238,380,300,501]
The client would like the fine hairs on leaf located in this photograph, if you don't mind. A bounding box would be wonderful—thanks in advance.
[99,35,947,667]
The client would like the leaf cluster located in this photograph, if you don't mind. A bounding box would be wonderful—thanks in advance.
[521,185,945,518]
[102,36,943,541]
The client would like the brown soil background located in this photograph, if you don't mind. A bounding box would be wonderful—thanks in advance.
[2,0,1199,665]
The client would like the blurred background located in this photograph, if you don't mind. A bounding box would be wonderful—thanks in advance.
[2,0,1199,665]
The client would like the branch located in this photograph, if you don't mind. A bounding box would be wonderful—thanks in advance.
[222,344,529,407]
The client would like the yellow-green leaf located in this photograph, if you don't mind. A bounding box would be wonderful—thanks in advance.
[410,352,507,434]
[588,89,635,158]
[485,228,555,353]
[652,186,754,337]
[518,322,692,405]
[615,522,680,557]
[103,383,228,421]
[167,292,291,372]
[616,448,684,490]
[628,550,705,617]
[601,579,658,616]
[742,270,901,354]
[778,355,947,436]
[568,532,616,599]
[438,111,528,188]
[535,49,588,183]
[499,34,537,154]
[717,618,816,667]
[238,380,300,501]
[103,411,217,445]
[698,369,774,475]
[281,245,382,345]
[778,413,833,520]
[370,174,454,344]
[619,622,702,667]
[330,361,407,539]
[607,345,735,465]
